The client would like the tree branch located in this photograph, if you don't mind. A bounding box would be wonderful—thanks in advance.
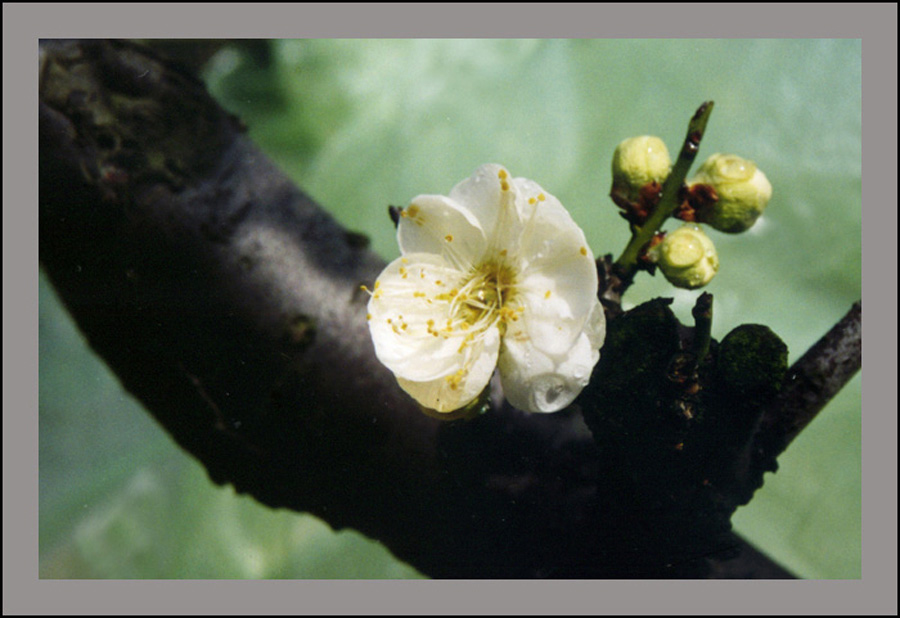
[754,301,862,466]
[39,39,856,579]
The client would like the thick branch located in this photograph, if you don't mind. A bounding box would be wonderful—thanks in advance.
[39,39,844,579]
[755,301,862,464]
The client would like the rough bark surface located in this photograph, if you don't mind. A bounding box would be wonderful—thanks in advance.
[39,39,859,579]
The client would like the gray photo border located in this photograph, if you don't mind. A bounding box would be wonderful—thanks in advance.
[5,3,897,615]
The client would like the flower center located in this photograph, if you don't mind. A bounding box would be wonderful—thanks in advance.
[452,260,521,335]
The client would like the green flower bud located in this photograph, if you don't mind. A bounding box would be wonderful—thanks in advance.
[652,224,719,289]
[688,153,772,233]
[611,135,672,200]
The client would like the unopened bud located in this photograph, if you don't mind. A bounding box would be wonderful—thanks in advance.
[688,153,772,233]
[611,135,672,200]
[651,224,719,289]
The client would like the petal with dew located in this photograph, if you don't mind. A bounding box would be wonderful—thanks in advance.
[498,301,603,413]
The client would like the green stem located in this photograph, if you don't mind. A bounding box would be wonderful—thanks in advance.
[614,101,715,280]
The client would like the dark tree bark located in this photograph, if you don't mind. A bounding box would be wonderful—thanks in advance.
[39,39,859,579]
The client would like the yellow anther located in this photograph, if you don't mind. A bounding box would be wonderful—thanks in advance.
[580,246,588,256]
[444,369,466,390]
[499,306,518,322]
[498,169,508,180]
[445,234,454,242]
[545,290,552,299]
[413,291,426,298]
[538,193,546,202]
[500,180,510,191]
[528,197,536,205]
[366,313,372,320]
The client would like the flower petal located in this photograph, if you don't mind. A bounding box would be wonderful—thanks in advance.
[398,194,487,272]
[499,298,605,413]
[516,259,599,358]
[396,326,500,413]
[367,253,473,382]
[495,180,598,355]
[448,163,521,241]
[582,296,608,350]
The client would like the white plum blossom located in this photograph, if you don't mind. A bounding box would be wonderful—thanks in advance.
[366,164,606,415]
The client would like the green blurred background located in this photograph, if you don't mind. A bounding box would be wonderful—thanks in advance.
[39,39,861,579]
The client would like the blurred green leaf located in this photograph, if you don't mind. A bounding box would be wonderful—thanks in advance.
[41,38,860,579]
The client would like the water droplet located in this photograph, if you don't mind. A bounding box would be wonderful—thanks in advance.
[531,374,569,411]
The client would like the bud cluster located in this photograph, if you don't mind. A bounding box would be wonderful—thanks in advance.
[610,134,772,290]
